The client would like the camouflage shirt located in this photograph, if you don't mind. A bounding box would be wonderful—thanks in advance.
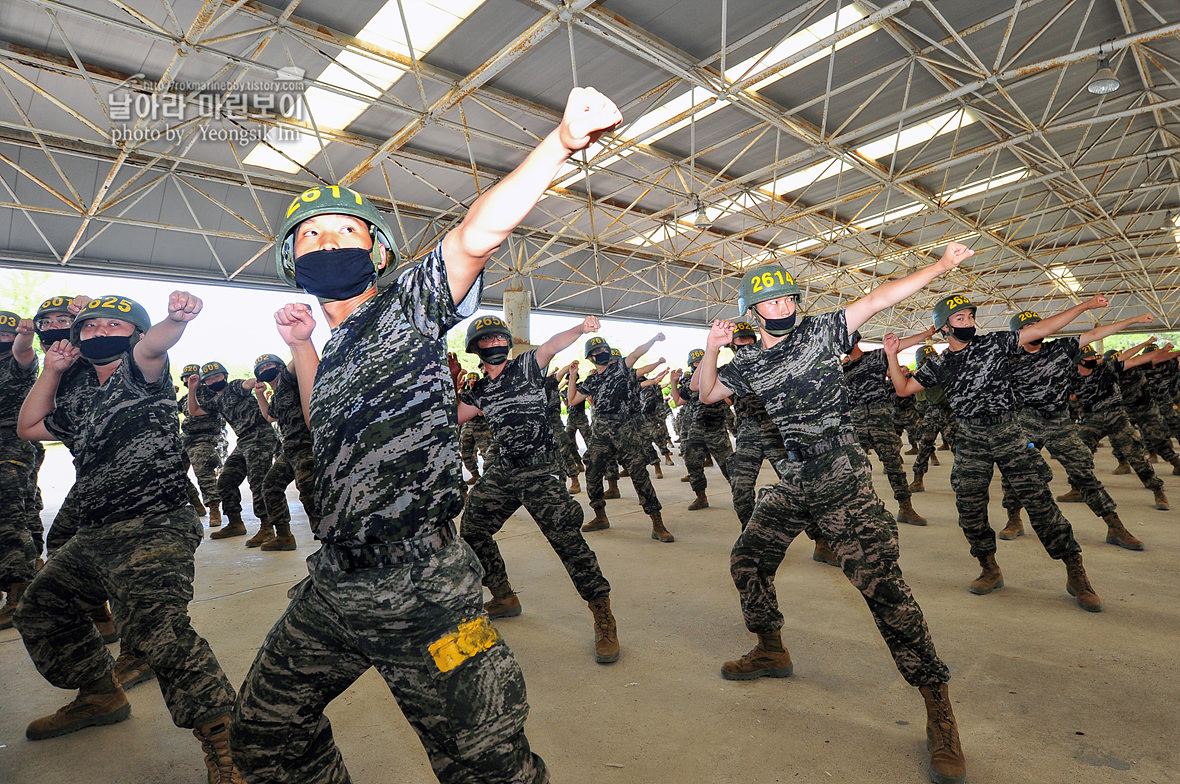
[461,349,554,461]
[639,383,662,418]
[675,376,697,431]
[43,352,189,528]
[913,331,1021,419]
[0,353,36,435]
[177,392,225,443]
[1008,337,1081,414]
[543,373,564,431]
[51,362,100,454]
[310,244,479,547]
[270,365,312,453]
[1117,364,1152,409]
[1147,359,1178,407]
[196,379,271,440]
[1071,359,1123,414]
[717,310,855,449]
[576,359,636,420]
[842,348,893,407]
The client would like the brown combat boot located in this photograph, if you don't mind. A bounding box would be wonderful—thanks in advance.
[194,714,246,784]
[90,602,119,644]
[968,554,1004,595]
[210,512,247,539]
[919,683,967,784]
[664,454,674,466]
[1103,513,1143,551]
[905,444,919,455]
[930,452,941,466]
[908,472,925,493]
[208,502,222,526]
[687,490,709,511]
[998,508,1025,540]
[193,498,207,517]
[603,480,621,499]
[588,596,620,664]
[811,537,839,567]
[582,508,610,532]
[619,465,630,477]
[1152,487,1170,510]
[0,581,28,630]
[653,463,664,479]
[679,474,691,483]
[244,519,274,548]
[650,511,674,543]
[1064,553,1102,612]
[1149,452,1159,463]
[568,476,582,494]
[1171,457,1180,476]
[26,679,130,740]
[261,523,297,551]
[1056,486,1083,502]
[1112,459,1131,475]
[938,442,949,451]
[897,498,927,526]
[485,582,522,619]
[112,648,156,689]
[721,631,793,680]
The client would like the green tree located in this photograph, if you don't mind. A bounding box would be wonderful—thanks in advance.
[0,270,55,317]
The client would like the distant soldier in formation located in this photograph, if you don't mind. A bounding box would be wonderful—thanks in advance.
[177,363,225,526]
[672,348,733,511]
[252,354,315,551]
[908,345,955,493]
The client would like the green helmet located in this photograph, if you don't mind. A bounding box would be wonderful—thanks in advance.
[732,321,758,341]
[1080,344,1097,360]
[70,296,152,347]
[1008,309,1041,332]
[200,361,229,382]
[687,348,705,366]
[932,294,976,331]
[465,315,511,353]
[253,353,285,379]
[180,363,201,381]
[34,295,75,325]
[917,345,937,365]
[585,336,611,359]
[737,264,802,316]
[610,348,622,359]
[0,310,19,335]
[1100,349,1116,361]
[1145,343,1160,353]
[275,185,400,289]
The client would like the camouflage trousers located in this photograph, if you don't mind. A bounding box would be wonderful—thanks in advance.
[27,440,44,556]
[231,538,548,784]
[14,508,237,728]
[913,403,957,477]
[565,412,590,457]
[684,424,733,494]
[1124,403,1179,462]
[950,418,1081,560]
[850,404,911,502]
[0,437,37,587]
[1076,408,1163,490]
[46,481,83,554]
[551,424,579,479]
[730,444,950,688]
[1000,410,1115,518]
[585,417,662,515]
[645,415,673,458]
[461,457,608,601]
[460,421,499,475]
[264,442,319,528]
[726,419,787,529]
[218,429,278,519]
[896,405,922,448]
[183,436,222,506]
[558,420,583,472]
[1158,398,1180,442]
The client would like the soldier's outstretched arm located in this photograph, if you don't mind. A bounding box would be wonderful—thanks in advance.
[1117,336,1154,362]
[1079,312,1153,346]
[442,88,621,305]
[699,321,736,405]
[626,333,664,368]
[1021,294,1109,345]
[883,334,926,398]
[895,325,937,351]
[17,339,76,442]
[12,318,36,369]
[634,358,663,377]
[845,242,973,334]
[135,291,201,383]
[275,303,320,428]
[537,315,599,369]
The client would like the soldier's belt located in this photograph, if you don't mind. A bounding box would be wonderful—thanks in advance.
[496,451,556,470]
[328,522,455,572]
[779,432,858,463]
[954,412,1015,427]
[1020,407,1070,422]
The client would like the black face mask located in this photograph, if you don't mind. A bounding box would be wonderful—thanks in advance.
[590,352,611,366]
[1081,359,1098,369]
[79,335,131,365]
[949,325,976,343]
[0,342,11,359]
[760,312,796,337]
[476,346,510,366]
[294,247,376,301]
[38,328,71,348]
[257,367,280,383]
[207,379,228,392]
[1028,339,1043,347]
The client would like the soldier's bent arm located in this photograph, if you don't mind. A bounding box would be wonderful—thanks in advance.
[895,326,936,351]
[12,319,36,369]
[1118,338,1154,362]
[626,334,663,369]
[845,242,973,334]
[134,291,202,384]
[458,401,482,425]
[698,322,735,405]
[537,316,599,370]
[17,358,64,442]
[882,334,926,398]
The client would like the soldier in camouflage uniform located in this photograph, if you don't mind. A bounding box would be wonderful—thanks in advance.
[253,354,316,551]
[672,349,733,510]
[194,360,278,539]
[565,370,591,468]
[887,292,1106,614]
[545,362,581,492]
[178,363,225,525]
[14,292,241,782]
[637,367,672,478]
[458,315,618,664]
[460,405,498,483]
[909,346,955,493]
[233,86,619,784]
[843,331,932,525]
[699,247,972,784]
[569,334,674,542]
[1144,348,1180,446]
[1116,340,1180,474]
[996,310,1150,550]
[1073,343,1170,511]
[0,310,38,630]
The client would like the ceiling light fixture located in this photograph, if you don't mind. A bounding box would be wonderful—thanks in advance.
[691,195,713,229]
[1087,47,1120,95]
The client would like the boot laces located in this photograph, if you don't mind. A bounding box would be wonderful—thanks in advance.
[928,689,957,749]
[198,728,238,781]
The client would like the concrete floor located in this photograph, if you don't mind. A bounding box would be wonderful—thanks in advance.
[2,441,1178,784]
